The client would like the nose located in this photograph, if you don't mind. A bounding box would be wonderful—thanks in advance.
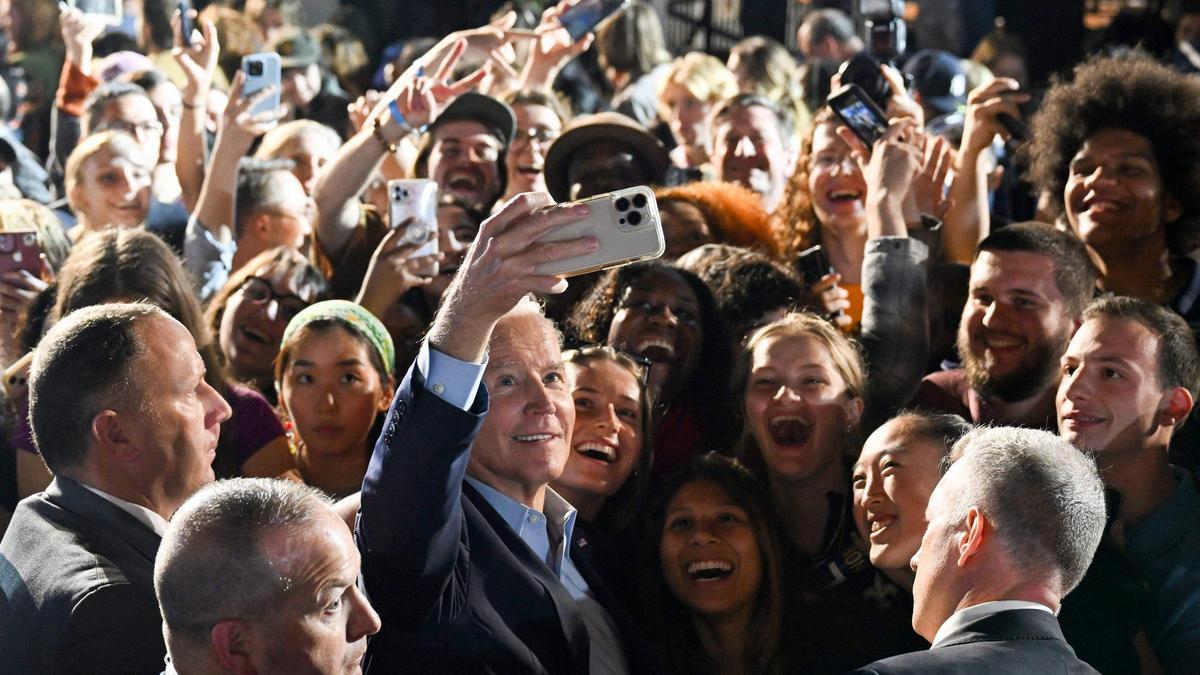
[318,389,337,412]
[862,469,884,506]
[980,300,1005,328]
[595,403,620,431]
[263,297,281,322]
[203,380,233,427]
[1082,164,1116,189]
[523,377,555,415]
[646,304,679,327]
[734,136,756,158]
[1060,363,1088,403]
[688,521,720,546]
[771,383,803,404]
[347,584,382,640]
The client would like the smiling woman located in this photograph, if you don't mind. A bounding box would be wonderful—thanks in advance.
[646,452,792,674]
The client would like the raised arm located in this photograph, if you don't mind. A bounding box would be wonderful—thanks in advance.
[357,183,596,622]
[171,11,220,213]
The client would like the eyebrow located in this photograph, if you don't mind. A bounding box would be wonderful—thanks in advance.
[291,358,367,368]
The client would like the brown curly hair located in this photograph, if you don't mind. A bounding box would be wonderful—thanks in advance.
[655,181,780,257]
[769,108,836,257]
[1024,54,1200,254]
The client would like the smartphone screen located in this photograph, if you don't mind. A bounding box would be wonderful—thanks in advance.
[828,84,889,146]
[559,0,628,42]
[178,0,192,46]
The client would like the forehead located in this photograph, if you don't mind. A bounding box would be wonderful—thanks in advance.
[668,479,737,511]
[717,105,778,135]
[625,269,697,300]
[1073,127,1156,162]
[970,250,1062,296]
[434,120,501,146]
[84,146,150,171]
[141,315,201,376]
[104,93,158,121]
[811,122,850,153]
[1068,316,1160,368]
[858,418,944,469]
[280,131,339,157]
[570,358,640,396]
[752,333,837,369]
[487,313,561,369]
[289,325,374,363]
[262,512,358,592]
[515,103,561,129]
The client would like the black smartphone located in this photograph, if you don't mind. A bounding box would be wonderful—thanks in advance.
[994,89,1028,143]
[178,0,192,47]
[828,83,890,146]
[796,244,833,287]
[559,0,628,42]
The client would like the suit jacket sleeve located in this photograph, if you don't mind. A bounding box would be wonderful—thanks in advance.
[859,236,930,432]
[56,582,166,675]
[357,361,488,629]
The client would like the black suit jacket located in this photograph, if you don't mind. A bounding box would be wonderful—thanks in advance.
[848,608,1099,674]
[0,477,166,674]
[357,366,657,674]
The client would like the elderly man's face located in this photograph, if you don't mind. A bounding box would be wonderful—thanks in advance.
[567,140,649,201]
[248,510,381,674]
[469,312,574,504]
[710,106,789,210]
[909,461,969,642]
[428,120,503,211]
[124,315,232,510]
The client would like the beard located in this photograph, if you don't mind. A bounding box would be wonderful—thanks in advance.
[958,325,1070,404]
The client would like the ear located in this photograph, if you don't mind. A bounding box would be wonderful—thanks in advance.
[248,211,275,240]
[91,410,139,464]
[843,396,864,430]
[69,182,88,213]
[377,375,396,413]
[1160,386,1194,428]
[1163,192,1183,224]
[211,620,258,675]
[957,506,987,568]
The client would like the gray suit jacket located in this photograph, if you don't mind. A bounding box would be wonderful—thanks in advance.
[0,477,166,674]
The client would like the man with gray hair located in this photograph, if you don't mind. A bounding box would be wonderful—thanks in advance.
[797,8,863,63]
[0,303,231,673]
[155,478,381,674]
[851,426,1106,673]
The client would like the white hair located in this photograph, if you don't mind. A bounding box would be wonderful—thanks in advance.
[940,426,1106,594]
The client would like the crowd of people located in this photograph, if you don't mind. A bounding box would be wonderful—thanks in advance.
[0,0,1199,673]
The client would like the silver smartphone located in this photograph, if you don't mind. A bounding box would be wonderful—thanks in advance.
[68,0,122,26]
[388,179,439,275]
[533,186,665,277]
[241,53,281,117]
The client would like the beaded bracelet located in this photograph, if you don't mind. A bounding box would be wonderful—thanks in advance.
[372,117,400,154]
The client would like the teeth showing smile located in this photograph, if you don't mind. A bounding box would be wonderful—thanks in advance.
[768,415,811,446]
[514,434,554,442]
[686,560,733,581]
[636,338,675,361]
[869,515,895,533]
[983,336,1021,349]
[575,442,616,463]
[828,190,862,201]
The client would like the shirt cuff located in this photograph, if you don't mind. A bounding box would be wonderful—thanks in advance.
[418,340,486,411]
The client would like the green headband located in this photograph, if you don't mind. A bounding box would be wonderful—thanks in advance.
[280,300,395,376]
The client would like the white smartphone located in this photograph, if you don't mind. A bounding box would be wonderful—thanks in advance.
[388,179,439,275]
[241,53,281,117]
[68,0,122,26]
[533,186,665,277]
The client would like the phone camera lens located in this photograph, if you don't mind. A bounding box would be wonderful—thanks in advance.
[615,197,630,212]
[627,211,642,226]
[632,194,647,208]
[247,60,264,76]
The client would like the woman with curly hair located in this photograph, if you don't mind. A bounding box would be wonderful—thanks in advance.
[567,261,732,477]
[1025,54,1200,322]
[655,181,779,260]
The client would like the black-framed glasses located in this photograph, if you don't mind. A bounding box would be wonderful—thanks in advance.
[511,125,560,148]
[239,276,310,321]
[97,119,165,138]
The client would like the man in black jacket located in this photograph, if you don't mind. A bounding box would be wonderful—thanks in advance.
[851,426,1106,674]
[0,303,231,674]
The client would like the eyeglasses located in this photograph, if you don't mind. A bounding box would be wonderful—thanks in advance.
[238,276,310,321]
[98,119,165,139]
[511,126,560,148]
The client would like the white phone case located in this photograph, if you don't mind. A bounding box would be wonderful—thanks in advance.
[387,179,439,261]
[242,53,281,117]
[533,186,665,277]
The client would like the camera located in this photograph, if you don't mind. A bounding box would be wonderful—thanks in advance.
[857,0,906,63]
[246,59,264,77]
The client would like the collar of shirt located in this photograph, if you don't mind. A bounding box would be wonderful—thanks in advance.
[931,600,1054,648]
[1125,467,1199,564]
[465,476,578,574]
[80,483,170,537]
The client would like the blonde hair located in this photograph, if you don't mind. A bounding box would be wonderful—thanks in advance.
[254,120,342,161]
[64,131,148,214]
[657,52,738,116]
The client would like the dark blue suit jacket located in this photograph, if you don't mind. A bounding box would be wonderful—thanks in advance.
[848,608,1100,674]
[357,365,656,674]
